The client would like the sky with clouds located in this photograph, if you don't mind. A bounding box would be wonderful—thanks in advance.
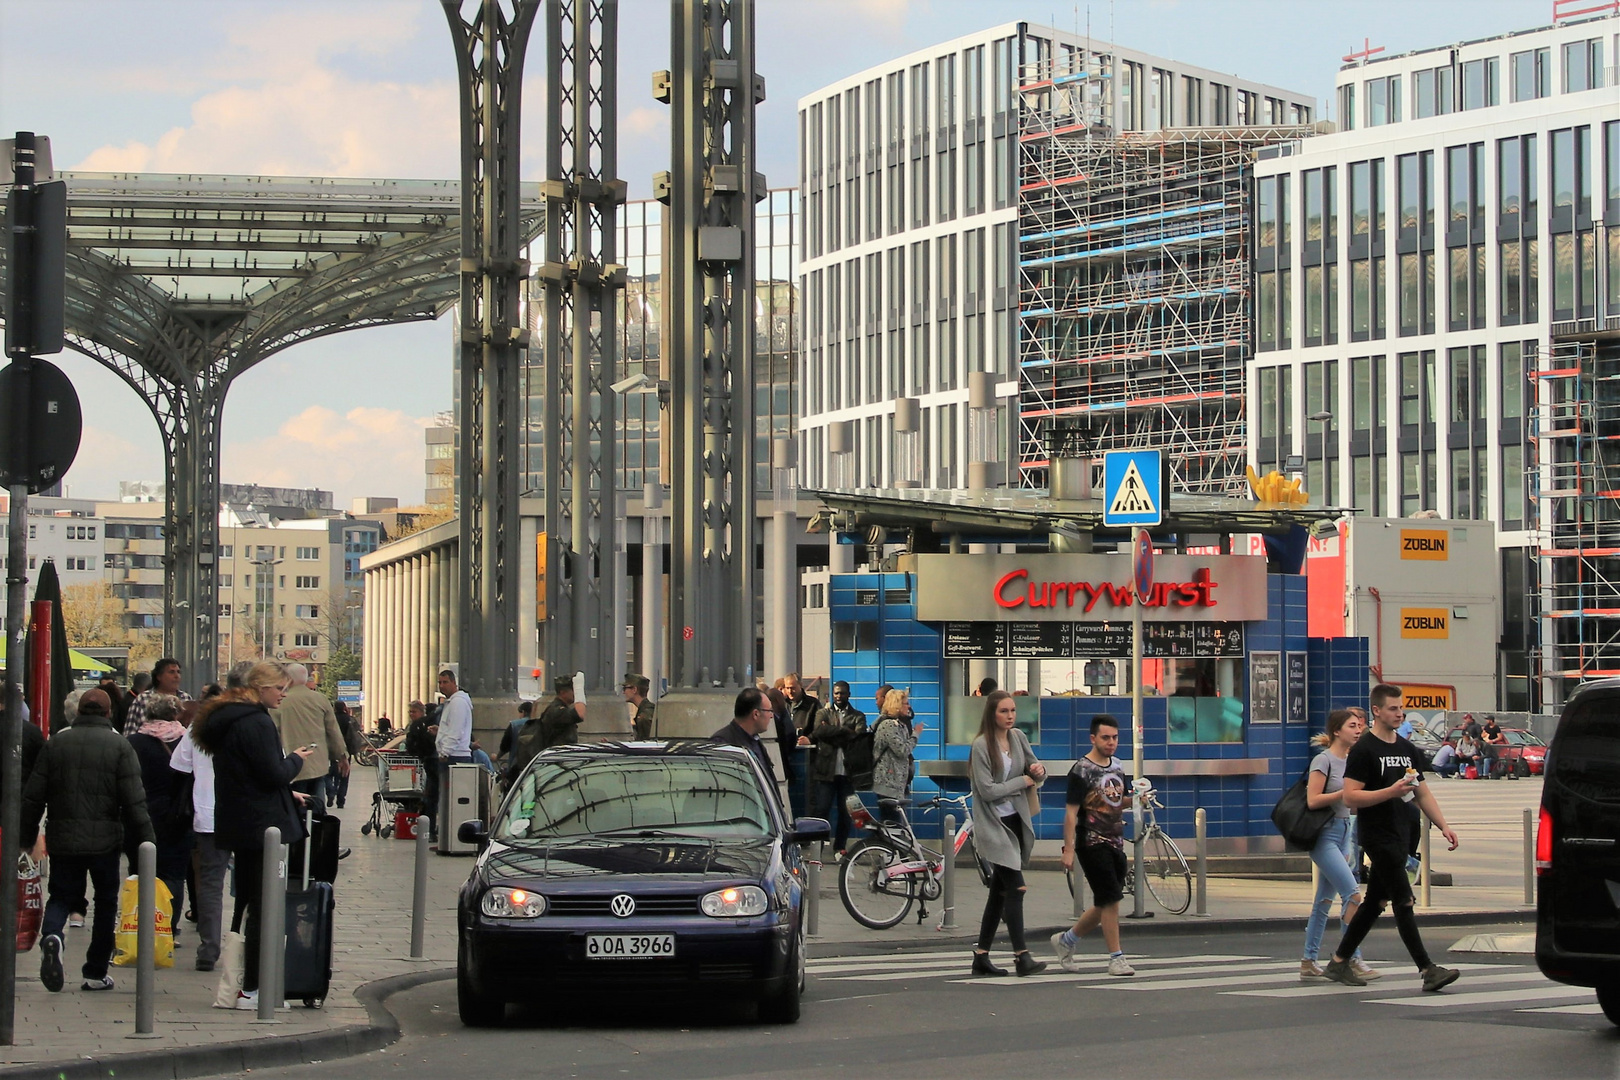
[0,0,1548,506]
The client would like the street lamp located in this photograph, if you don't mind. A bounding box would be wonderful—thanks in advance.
[1307,410,1334,508]
[253,554,283,660]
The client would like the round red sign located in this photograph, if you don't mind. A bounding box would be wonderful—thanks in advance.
[682,626,695,641]
[1133,529,1155,600]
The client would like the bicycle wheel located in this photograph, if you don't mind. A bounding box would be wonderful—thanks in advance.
[839,842,916,930]
[1143,830,1193,915]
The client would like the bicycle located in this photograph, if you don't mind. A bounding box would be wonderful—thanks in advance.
[1066,780,1192,916]
[837,794,990,930]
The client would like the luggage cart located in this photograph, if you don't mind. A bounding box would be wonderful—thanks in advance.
[361,751,426,838]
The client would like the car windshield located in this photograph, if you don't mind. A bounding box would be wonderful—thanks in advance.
[1504,730,1543,747]
[1550,705,1620,801]
[496,754,773,841]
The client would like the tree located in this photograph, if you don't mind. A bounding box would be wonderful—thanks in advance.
[321,643,362,704]
[61,581,126,646]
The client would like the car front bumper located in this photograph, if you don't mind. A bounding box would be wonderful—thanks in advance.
[462,915,797,1000]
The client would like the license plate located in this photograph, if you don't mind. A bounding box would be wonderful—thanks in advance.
[585,934,676,960]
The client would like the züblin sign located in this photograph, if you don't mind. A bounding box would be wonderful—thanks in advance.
[913,554,1269,624]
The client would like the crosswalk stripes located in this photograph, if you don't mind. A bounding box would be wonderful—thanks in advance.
[805,949,1600,1014]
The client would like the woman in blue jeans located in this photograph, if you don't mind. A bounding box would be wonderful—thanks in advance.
[1301,709,1380,980]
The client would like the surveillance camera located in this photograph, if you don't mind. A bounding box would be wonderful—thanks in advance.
[610,372,651,395]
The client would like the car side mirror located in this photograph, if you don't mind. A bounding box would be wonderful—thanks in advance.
[457,819,489,847]
[789,817,831,845]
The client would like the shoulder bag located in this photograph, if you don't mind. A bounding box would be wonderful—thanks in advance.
[1270,763,1335,851]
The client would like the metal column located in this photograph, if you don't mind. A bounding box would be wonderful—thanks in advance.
[660,0,763,689]
[539,0,626,695]
[444,0,539,702]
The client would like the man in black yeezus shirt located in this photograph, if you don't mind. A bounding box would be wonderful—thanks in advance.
[1322,684,1462,992]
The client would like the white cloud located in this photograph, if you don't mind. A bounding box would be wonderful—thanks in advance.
[223,405,430,506]
[73,5,460,179]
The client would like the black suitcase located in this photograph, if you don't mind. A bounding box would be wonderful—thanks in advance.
[288,815,341,885]
[284,811,335,1007]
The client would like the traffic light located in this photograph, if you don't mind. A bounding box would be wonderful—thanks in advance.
[4,132,66,358]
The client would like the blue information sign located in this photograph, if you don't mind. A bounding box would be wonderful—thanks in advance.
[1102,450,1163,527]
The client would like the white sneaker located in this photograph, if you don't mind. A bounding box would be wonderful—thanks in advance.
[1107,954,1135,977]
[1350,957,1383,980]
[1050,931,1081,973]
[67,914,85,929]
[234,990,259,1011]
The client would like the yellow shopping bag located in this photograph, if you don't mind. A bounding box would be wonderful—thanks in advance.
[111,875,174,969]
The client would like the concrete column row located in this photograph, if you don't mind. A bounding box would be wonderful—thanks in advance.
[362,540,459,732]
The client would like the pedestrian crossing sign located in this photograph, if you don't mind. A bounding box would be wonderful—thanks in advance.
[1103,450,1163,527]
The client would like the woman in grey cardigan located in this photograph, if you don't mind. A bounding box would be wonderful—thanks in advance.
[870,689,922,816]
[968,691,1047,977]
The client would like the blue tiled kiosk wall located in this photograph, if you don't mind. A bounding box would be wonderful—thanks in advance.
[828,571,1371,843]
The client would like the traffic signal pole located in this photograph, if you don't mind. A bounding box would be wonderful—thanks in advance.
[1,130,41,1047]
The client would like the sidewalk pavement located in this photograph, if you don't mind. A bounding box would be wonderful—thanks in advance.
[1,768,1539,1077]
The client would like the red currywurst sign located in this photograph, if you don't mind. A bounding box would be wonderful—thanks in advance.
[911,553,1268,624]
[992,566,1217,613]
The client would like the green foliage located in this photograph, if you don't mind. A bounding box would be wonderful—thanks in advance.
[322,643,362,702]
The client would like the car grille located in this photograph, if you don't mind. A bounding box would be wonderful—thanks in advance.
[545,894,701,917]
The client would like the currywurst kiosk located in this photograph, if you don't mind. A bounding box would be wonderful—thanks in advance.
[827,551,1369,851]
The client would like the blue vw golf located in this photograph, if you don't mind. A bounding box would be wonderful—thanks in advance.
[455,740,829,1025]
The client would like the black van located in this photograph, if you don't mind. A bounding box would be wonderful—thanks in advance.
[1535,679,1620,1026]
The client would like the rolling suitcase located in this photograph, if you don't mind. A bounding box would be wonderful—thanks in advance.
[284,811,335,1007]
[288,813,341,884]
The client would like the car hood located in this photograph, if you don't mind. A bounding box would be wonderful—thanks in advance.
[481,836,775,884]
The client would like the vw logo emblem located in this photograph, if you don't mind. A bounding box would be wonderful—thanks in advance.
[609,894,636,918]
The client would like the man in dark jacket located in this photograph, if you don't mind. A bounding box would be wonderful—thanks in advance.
[783,673,819,739]
[0,694,47,813]
[805,681,868,856]
[712,688,779,787]
[22,689,155,993]
[403,700,439,840]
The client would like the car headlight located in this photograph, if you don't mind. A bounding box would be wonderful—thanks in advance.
[481,887,546,918]
[701,885,768,918]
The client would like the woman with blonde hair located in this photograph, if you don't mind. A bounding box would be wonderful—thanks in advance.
[1300,708,1378,980]
[968,691,1046,977]
[870,689,923,822]
[192,660,315,1010]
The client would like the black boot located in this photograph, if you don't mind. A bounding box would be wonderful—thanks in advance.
[971,950,1008,977]
[1014,951,1047,977]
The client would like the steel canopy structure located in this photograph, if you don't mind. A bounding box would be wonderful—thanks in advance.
[0,171,543,691]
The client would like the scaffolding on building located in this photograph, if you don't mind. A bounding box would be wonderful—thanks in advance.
[1533,336,1620,692]
[1016,50,1311,494]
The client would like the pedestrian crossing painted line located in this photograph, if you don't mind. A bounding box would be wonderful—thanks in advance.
[806,950,1590,1014]
[1518,1002,1603,1015]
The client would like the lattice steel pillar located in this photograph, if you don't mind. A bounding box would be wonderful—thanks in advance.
[660,0,762,690]
[445,0,538,703]
[539,0,625,694]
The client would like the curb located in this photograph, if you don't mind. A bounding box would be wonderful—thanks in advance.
[0,967,455,1080]
[808,909,1534,954]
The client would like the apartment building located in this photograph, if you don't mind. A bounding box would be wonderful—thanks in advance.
[796,21,1316,492]
[1250,12,1619,708]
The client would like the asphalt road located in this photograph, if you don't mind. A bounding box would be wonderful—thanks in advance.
[236,924,1617,1079]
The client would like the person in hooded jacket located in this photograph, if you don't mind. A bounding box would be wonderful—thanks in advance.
[190,659,315,1011]
[127,694,191,948]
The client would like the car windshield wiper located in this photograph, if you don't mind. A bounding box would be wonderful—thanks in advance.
[590,827,710,839]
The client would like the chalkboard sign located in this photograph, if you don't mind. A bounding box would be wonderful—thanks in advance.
[1009,621,1072,658]
[1286,651,1308,724]
[942,622,1007,658]
[1194,623,1246,657]
[1143,622,1196,658]
[1071,624,1132,656]
[1250,651,1282,724]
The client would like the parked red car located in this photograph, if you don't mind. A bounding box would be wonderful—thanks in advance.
[1444,725,1547,776]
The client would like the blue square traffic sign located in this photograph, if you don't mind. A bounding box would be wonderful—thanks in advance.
[1102,449,1163,527]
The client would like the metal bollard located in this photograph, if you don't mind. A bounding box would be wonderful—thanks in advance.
[1070,860,1084,921]
[1523,807,1535,905]
[1127,791,1151,919]
[1420,818,1432,908]
[255,829,285,1023]
[409,824,431,959]
[805,843,821,938]
[129,842,158,1039]
[1194,808,1209,918]
[938,815,957,931]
